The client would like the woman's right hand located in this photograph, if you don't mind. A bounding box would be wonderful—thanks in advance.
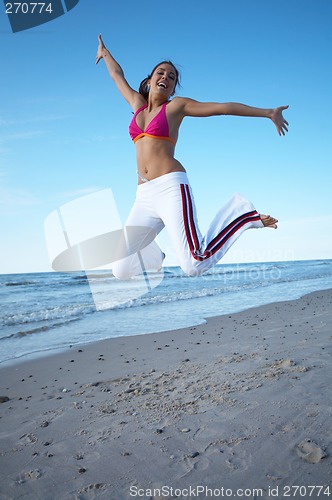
[96,34,107,65]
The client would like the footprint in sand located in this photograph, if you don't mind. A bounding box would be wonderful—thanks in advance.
[225,454,248,471]
[175,452,210,478]
[16,469,42,484]
[296,439,327,464]
[75,483,106,499]
[74,450,100,464]
[19,433,38,445]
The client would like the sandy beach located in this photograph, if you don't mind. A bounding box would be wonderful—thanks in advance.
[0,289,331,499]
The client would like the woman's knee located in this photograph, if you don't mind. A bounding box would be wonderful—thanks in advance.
[112,261,134,280]
[180,261,203,277]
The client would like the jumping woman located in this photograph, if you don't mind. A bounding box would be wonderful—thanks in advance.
[96,35,289,279]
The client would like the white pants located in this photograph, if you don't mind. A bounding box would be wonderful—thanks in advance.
[112,172,263,279]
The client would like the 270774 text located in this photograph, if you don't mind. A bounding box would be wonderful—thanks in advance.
[5,3,53,14]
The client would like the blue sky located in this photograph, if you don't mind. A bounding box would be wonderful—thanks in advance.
[1,0,331,274]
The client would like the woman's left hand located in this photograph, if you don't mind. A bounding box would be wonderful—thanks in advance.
[270,105,289,136]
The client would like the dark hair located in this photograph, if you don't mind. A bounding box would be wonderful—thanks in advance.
[139,60,180,101]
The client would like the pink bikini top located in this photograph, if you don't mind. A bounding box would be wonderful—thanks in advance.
[129,102,176,145]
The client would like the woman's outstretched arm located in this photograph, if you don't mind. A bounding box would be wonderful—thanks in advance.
[175,98,289,136]
[96,34,144,109]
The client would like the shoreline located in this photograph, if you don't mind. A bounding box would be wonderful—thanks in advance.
[2,283,332,368]
[0,289,331,498]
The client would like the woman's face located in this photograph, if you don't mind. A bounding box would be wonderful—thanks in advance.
[149,63,177,99]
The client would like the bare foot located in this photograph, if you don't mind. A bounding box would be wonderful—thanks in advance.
[260,214,278,229]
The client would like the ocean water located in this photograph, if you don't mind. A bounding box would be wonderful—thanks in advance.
[1,259,331,365]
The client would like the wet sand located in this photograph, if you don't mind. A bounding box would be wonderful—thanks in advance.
[0,289,331,499]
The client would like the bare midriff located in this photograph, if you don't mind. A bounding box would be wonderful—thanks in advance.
[135,137,185,184]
